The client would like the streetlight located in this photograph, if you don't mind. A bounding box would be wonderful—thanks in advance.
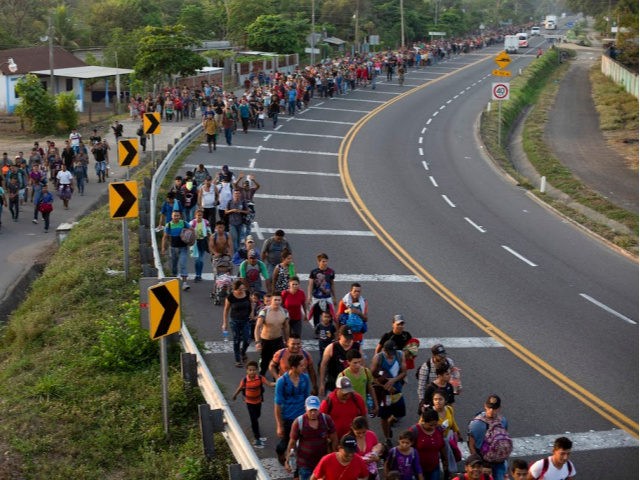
[0,58,18,74]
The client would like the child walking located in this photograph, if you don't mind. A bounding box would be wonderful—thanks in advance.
[385,430,424,480]
[232,360,275,448]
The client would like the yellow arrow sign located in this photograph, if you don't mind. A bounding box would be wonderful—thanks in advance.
[495,51,512,69]
[108,181,139,219]
[143,112,161,135]
[149,279,181,340]
[117,138,139,167]
[492,69,512,77]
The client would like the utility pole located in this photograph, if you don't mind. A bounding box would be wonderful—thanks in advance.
[48,16,55,95]
[311,0,316,65]
[355,0,360,54]
[400,0,405,49]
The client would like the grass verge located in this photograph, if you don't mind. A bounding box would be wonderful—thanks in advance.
[0,168,233,479]
[480,48,638,255]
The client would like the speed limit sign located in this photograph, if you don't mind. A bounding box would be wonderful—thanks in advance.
[492,82,510,101]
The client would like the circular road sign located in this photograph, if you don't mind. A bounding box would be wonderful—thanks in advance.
[492,82,510,101]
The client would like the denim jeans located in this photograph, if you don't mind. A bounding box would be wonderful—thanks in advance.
[170,246,189,278]
[194,239,207,278]
[224,128,233,145]
[230,317,250,363]
[229,223,244,253]
[298,467,313,480]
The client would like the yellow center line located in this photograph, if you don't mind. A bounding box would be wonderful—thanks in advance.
[338,56,639,438]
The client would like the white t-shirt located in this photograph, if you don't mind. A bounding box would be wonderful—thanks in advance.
[529,457,576,479]
[56,170,74,185]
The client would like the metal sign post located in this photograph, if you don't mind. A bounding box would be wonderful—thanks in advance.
[143,113,161,169]
[491,82,510,147]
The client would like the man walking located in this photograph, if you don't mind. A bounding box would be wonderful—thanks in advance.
[527,437,576,479]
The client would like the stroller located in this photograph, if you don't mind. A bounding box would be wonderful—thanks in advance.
[211,255,234,305]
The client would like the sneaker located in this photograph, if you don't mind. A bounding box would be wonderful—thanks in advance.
[194,276,202,283]
[32,219,38,224]
[234,361,244,368]
[182,283,190,291]
[253,439,264,448]
[259,437,267,442]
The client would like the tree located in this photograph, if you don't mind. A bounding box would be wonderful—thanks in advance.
[56,92,79,131]
[14,74,58,135]
[177,2,225,39]
[226,0,274,44]
[134,25,208,85]
[246,14,308,52]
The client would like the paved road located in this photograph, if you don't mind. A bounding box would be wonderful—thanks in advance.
[176,41,637,479]
[0,117,200,320]
[546,47,638,213]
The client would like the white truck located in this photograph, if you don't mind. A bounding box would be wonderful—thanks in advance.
[545,15,557,30]
[504,35,519,54]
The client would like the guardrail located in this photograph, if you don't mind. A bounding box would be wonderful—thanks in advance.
[149,124,270,480]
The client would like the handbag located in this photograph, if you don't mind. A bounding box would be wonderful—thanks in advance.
[38,202,53,214]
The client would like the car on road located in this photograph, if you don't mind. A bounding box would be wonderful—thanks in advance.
[530,26,541,36]
[504,35,519,54]
[517,33,529,48]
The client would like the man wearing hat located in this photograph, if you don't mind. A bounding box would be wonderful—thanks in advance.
[239,249,269,294]
[468,394,511,480]
[318,325,361,397]
[456,454,485,480]
[319,377,366,439]
[375,314,414,354]
[286,396,338,480]
[416,343,459,400]
[371,340,407,446]
[310,434,369,480]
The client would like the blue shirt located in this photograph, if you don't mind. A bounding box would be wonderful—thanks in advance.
[469,412,508,451]
[274,372,310,421]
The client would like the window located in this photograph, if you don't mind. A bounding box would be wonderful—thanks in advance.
[66,78,73,91]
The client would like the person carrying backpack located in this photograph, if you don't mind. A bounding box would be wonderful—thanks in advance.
[467,394,512,480]
[527,436,576,479]
[161,210,191,290]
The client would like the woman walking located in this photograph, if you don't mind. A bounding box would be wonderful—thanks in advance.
[223,279,252,367]
[56,163,74,210]
[37,184,54,233]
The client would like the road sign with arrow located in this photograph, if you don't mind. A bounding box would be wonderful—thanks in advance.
[118,138,139,167]
[143,112,161,135]
[494,51,512,69]
[109,181,139,219]
[148,279,181,340]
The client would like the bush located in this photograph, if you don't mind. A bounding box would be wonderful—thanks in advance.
[14,74,58,135]
[91,300,157,370]
[56,92,79,131]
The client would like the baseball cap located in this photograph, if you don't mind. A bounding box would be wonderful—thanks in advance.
[338,325,353,338]
[245,234,255,243]
[340,435,358,453]
[392,314,404,324]
[305,396,321,411]
[383,340,396,352]
[431,344,446,355]
[465,454,483,466]
[335,376,354,393]
[485,394,501,409]
[248,249,258,258]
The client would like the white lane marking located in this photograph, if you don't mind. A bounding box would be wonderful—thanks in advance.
[352,90,400,95]
[422,161,429,171]
[459,90,465,95]
[579,294,637,325]
[253,221,264,240]
[286,117,294,122]
[429,176,438,187]
[465,217,487,233]
[418,148,424,156]
[442,195,456,207]
[298,108,309,114]
[330,97,386,104]
[446,99,452,104]
[289,118,355,125]
[433,111,439,117]
[184,163,340,177]
[418,137,423,144]
[248,158,256,168]
[466,86,471,90]
[472,82,477,86]
[453,94,459,99]
[311,106,369,113]
[269,131,344,139]
[426,118,432,125]
[258,228,374,236]
[262,429,637,478]
[439,105,446,110]
[255,193,349,202]
[421,127,427,134]
[502,245,538,267]
[256,145,262,154]
[219,145,338,156]
[263,134,272,142]
[275,125,283,131]
[203,336,504,354]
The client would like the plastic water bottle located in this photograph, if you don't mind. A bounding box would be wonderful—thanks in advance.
[366,394,375,417]
[288,448,297,471]
[223,330,229,342]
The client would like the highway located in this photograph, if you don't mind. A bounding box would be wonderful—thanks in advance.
[179,34,638,478]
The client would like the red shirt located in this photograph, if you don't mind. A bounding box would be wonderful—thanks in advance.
[312,452,369,480]
[319,390,367,440]
[412,424,445,473]
[281,288,306,322]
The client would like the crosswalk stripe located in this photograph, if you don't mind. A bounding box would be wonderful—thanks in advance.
[201,273,419,282]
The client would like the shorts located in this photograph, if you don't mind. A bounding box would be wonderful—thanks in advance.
[206,133,217,143]
[378,396,406,420]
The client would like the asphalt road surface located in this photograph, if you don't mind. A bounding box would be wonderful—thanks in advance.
[178,36,638,479]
